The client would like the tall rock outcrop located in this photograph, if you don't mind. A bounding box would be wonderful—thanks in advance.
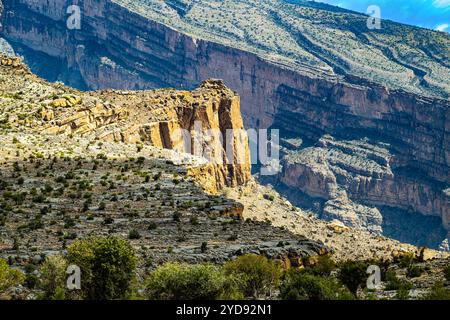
[42,79,251,192]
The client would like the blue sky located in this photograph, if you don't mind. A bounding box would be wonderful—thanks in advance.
[315,0,450,32]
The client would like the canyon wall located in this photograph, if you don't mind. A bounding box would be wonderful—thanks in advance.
[1,0,448,239]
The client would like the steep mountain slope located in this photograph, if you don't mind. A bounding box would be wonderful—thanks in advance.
[0,0,449,248]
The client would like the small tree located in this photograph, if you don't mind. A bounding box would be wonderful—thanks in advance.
[39,255,68,300]
[337,260,369,297]
[0,259,24,296]
[280,269,353,300]
[67,236,137,300]
[421,282,450,300]
[304,254,336,277]
[128,229,141,240]
[406,264,424,278]
[144,263,242,300]
[384,270,412,291]
[200,242,208,253]
[223,254,282,298]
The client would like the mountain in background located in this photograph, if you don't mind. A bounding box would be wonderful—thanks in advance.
[315,0,450,33]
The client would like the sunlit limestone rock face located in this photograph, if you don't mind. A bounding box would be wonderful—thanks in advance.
[1,0,449,248]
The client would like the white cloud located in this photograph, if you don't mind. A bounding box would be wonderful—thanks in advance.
[435,23,449,31]
[433,0,450,8]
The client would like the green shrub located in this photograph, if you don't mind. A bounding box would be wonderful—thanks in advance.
[395,285,411,300]
[190,216,199,226]
[128,229,141,240]
[25,273,39,289]
[39,255,68,299]
[398,253,415,268]
[304,254,336,277]
[337,260,369,296]
[144,263,242,300]
[0,259,24,294]
[173,211,182,222]
[421,282,450,300]
[406,264,424,278]
[98,202,106,211]
[67,236,137,300]
[27,214,44,230]
[384,270,412,291]
[224,254,282,298]
[443,265,450,282]
[104,217,114,224]
[280,269,353,300]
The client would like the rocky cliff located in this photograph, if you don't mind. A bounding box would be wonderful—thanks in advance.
[42,78,251,192]
[0,58,337,281]
[0,0,449,247]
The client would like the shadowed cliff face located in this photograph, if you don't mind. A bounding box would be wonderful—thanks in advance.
[0,0,449,248]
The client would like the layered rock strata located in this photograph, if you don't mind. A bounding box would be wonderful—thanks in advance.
[0,0,448,244]
[0,55,251,193]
